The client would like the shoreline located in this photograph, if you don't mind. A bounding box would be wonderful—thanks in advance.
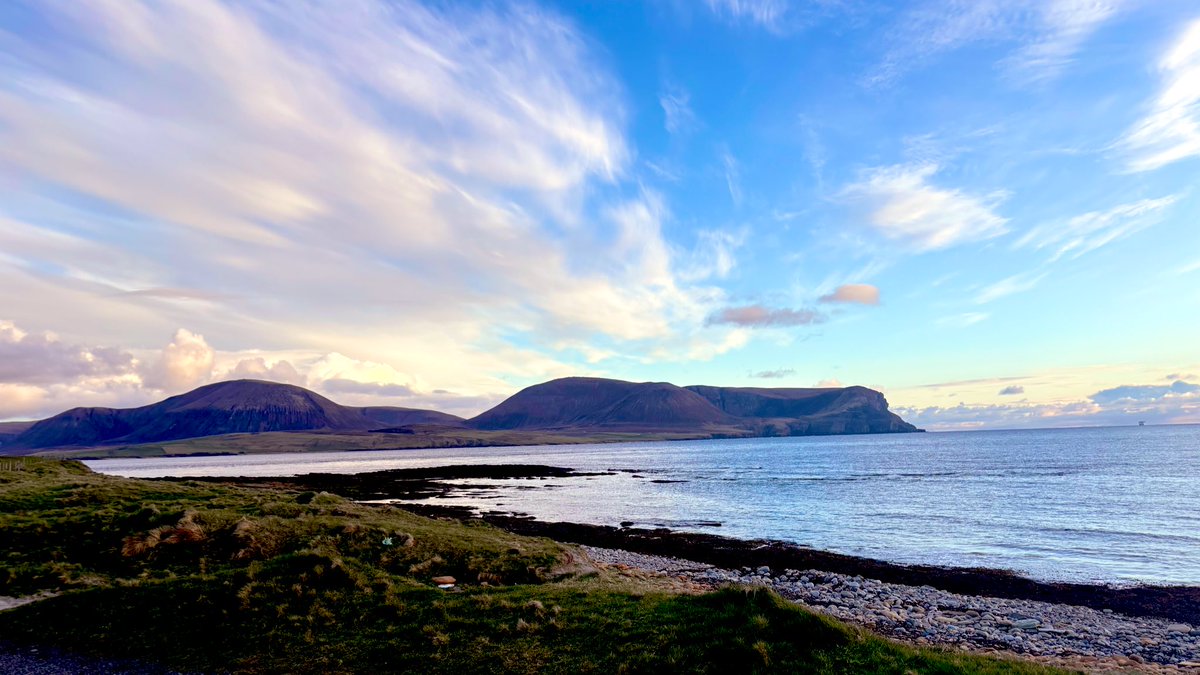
[575,544,1200,671]
[176,464,1200,627]
[407,504,1200,628]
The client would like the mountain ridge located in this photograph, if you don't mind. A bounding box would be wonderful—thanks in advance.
[2,376,919,453]
[467,377,917,436]
[3,380,463,452]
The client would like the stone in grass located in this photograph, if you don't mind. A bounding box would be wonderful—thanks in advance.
[432,576,456,585]
[1166,623,1192,633]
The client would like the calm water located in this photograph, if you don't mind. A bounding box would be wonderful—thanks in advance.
[87,425,1200,585]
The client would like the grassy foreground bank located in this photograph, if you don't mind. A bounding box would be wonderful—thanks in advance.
[0,459,1066,674]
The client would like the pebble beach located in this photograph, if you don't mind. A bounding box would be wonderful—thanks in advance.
[582,545,1200,673]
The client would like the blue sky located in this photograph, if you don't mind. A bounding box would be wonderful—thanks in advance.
[0,0,1197,429]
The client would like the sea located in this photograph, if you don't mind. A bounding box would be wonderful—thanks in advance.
[86,424,1200,586]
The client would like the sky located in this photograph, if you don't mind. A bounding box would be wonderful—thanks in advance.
[0,0,1198,430]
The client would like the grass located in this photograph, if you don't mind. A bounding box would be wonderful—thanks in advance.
[0,458,1072,674]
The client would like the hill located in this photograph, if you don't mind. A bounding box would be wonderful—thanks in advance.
[468,377,917,435]
[685,385,917,435]
[0,420,34,445]
[467,377,737,431]
[4,376,918,454]
[4,380,462,452]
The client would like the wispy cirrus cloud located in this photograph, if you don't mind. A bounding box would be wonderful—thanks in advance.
[659,87,698,135]
[721,149,744,207]
[1016,196,1179,261]
[679,228,747,282]
[936,312,989,327]
[1003,0,1121,84]
[869,0,1123,87]
[915,375,1028,389]
[1115,18,1200,172]
[0,0,752,412]
[975,270,1048,304]
[841,164,1008,251]
[704,0,790,30]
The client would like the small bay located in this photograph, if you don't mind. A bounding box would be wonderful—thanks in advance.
[88,424,1200,586]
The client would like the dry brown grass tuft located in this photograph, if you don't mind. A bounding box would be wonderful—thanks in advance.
[121,511,207,558]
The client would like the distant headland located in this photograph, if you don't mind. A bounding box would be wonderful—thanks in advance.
[0,377,919,458]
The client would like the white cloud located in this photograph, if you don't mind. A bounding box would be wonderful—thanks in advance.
[896,377,1200,430]
[0,320,550,420]
[140,329,215,392]
[320,379,415,398]
[841,164,1008,251]
[224,357,305,386]
[1116,19,1200,172]
[1016,196,1179,260]
[0,0,743,402]
[894,400,1101,430]
[0,0,632,307]
[0,320,135,386]
[975,270,1048,304]
[1090,380,1200,405]
[819,283,881,305]
[0,381,147,421]
[306,352,419,394]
